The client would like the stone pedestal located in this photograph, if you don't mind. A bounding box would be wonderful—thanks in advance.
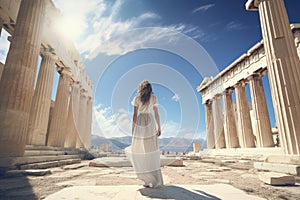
[205,101,215,149]
[249,73,274,147]
[223,89,239,148]
[213,96,226,149]
[0,0,46,157]
[235,81,255,148]
[246,0,300,154]
[47,71,71,147]
[27,50,57,145]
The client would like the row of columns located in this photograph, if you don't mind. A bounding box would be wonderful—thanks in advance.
[0,0,93,158]
[204,72,274,149]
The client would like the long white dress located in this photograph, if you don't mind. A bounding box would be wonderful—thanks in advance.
[125,95,163,188]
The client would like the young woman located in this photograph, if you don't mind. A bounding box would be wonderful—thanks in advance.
[125,80,163,188]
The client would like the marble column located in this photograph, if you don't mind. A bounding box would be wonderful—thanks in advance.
[47,70,71,147]
[0,18,3,36]
[246,0,300,155]
[27,49,57,145]
[64,83,77,148]
[249,73,274,147]
[0,0,45,157]
[76,89,88,149]
[72,82,81,148]
[0,62,4,81]
[223,89,239,148]
[0,20,3,80]
[85,96,93,148]
[205,100,215,149]
[213,95,226,149]
[235,81,255,148]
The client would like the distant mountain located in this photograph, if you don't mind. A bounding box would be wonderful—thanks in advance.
[91,135,206,153]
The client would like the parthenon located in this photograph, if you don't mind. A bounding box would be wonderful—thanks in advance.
[198,0,300,156]
[0,0,93,167]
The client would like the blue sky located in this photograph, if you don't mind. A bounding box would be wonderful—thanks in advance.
[1,0,300,139]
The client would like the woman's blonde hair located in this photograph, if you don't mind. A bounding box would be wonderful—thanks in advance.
[137,80,153,104]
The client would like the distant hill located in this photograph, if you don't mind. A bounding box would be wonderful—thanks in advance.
[91,135,206,153]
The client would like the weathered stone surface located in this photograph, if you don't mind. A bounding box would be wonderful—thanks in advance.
[89,157,184,168]
[265,155,300,165]
[19,158,81,170]
[63,163,87,170]
[254,162,300,175]
[5,169,51,177]
[258,172,295,186]
[44,184,265,200]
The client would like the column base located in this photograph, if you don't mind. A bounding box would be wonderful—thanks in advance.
[0,142,26,158]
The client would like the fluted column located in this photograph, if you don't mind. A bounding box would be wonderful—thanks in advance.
[27,49,57,145]
[223,89,239,148]
[0,19,3,36]
[205,100,215,149]
[213,95,226,149]
[249,73,274,147]
[0,20,5,80]
[64,83,75,148]
[0,0,46,156]
[76,89,88,148]
[64,82,80,148]
[246,0,300,155]
[84,96,93,148]
[47,70,71,147]
[235,81,255,148]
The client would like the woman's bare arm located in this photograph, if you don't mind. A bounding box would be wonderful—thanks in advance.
[132,106,138,135]
[154,106,161,136]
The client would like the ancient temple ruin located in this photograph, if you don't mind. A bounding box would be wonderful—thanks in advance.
[198,0,300,156]
[0,0,93,169]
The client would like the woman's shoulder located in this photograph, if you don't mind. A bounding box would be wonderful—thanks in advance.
[151,95,157,100]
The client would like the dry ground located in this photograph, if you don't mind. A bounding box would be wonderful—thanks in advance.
[0,159,299,200]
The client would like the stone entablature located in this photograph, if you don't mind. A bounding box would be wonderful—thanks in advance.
[0,0,93,96]
[198,24,300,104]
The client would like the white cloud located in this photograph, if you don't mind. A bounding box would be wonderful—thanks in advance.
[171,94,180,102]
[225,21,246,31]
[93,104,132,137]
[93,104,203,139]
[53,0,206,59]
[192,4,215,14]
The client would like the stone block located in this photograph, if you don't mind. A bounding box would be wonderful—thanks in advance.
[265,155,300,165]
[258,172,295,185]
[89,157,184,168]
[254,162,300,175]
[19,159,81,170]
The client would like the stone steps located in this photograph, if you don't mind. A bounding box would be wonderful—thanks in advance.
[24,150,66,156]
[19,158,81,170]
[0,145,88,172]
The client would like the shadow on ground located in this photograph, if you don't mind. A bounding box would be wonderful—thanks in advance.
[0,175,37,200]
[139,185,220,200]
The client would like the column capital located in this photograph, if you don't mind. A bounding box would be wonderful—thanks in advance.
[41,48,59,61]
[88,96,94,103]
[80,89,89,98]
[223,87,234,95]
[235,79,247,88]
[60,69,73,79]
[205,99,213,105]
[213,94,222,100]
